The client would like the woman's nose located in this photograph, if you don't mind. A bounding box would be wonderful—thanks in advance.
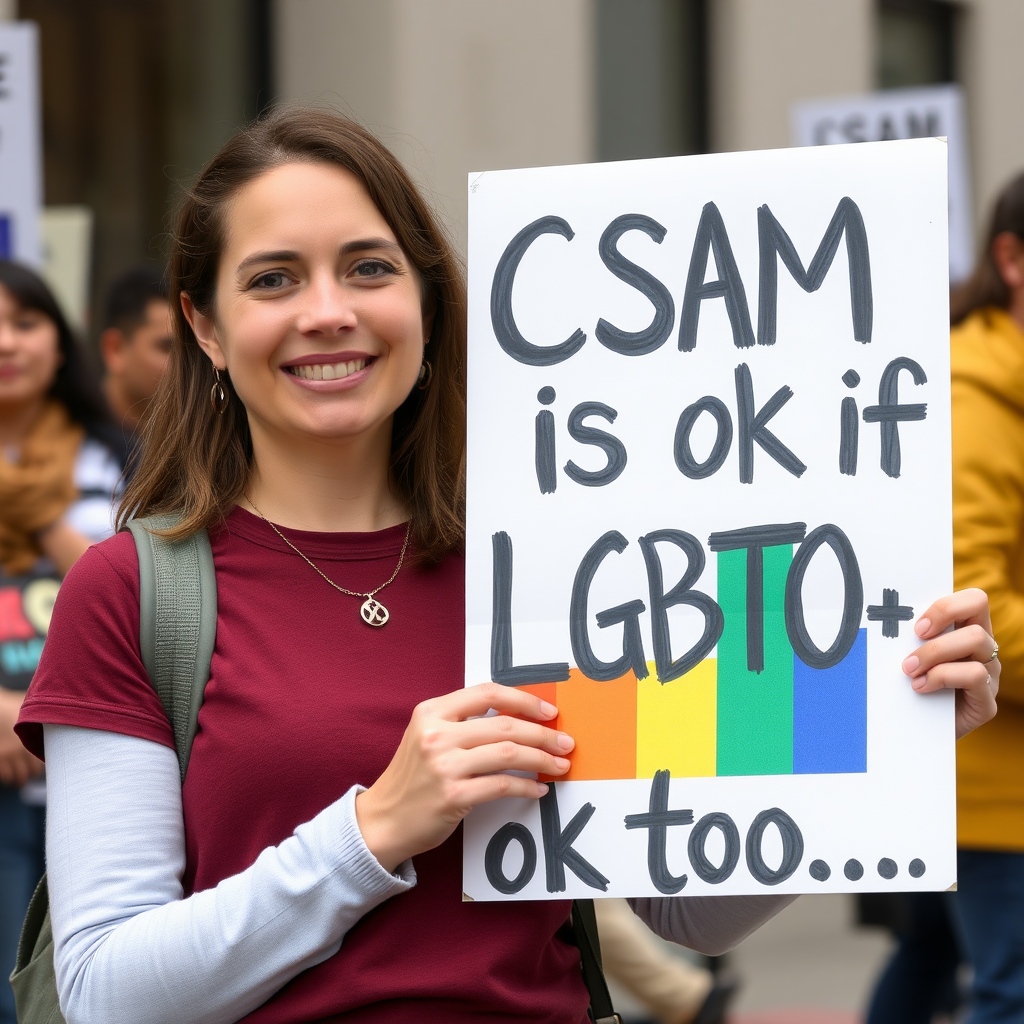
[297,278,358,336]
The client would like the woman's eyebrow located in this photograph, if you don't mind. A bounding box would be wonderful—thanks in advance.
[235,239,403,277]
[339,238,404,258]
[236,250,300,275]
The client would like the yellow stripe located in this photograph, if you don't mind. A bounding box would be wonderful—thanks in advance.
[636,659,717,778]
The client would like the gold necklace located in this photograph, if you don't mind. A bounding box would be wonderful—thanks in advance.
[248,499,412,627]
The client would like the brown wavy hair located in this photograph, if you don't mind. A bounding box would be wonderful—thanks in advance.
[117,109,466,561]
[951,171,1024,326]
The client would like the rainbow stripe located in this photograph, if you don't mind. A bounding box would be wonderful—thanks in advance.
[519,542,867,781]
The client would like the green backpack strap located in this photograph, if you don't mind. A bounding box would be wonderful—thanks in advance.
[10,878,59,1024]
[126,514,217,781]
[11,516,217,1023]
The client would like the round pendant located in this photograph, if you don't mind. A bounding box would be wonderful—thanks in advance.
[360,597,390,627]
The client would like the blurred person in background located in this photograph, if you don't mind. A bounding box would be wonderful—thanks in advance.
[99,264,172,444]
[862,889,963,1024]
[868,170,1024,1024]
[0,260,123,1024]
[945,170,1024,1024]
[596,898,737,1024]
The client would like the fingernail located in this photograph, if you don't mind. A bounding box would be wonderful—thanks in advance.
[557,732,575,751]
[915,617,931,637]
[912,675,927,691]
[537,782,549,795]
[903,655,920,675]
[540,700,558,718]
[554,757,571,771]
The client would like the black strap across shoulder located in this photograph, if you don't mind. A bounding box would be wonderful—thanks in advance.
[571,899,621,1023]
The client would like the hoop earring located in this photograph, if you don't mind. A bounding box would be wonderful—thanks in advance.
[210,367,229,414]
[417,359,433,390]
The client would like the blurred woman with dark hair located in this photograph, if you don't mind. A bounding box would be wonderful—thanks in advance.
[0,260,124,578]
[951,173,1024,327]
[946,171,1024,1024]
[0,260,121,1024]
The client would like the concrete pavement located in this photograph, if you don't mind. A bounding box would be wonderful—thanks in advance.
[606,894,893,1024]
[728,894,892,1019]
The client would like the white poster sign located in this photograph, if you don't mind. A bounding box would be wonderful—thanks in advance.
[464,139,954,902]
[792,85,972,283]
[41,206,94,330]
[0,22,42,266]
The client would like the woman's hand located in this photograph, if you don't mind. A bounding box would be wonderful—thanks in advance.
[902,588,999,738]
[0,687,44,787]
[355,683,573,873]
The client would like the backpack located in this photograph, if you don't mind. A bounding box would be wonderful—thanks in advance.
[10,516,619,1024]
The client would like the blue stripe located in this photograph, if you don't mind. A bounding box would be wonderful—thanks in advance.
[793,627,867,774]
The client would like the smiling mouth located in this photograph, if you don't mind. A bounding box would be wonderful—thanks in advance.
[285,358,371,381]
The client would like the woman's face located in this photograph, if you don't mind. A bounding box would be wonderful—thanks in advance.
[0,285,62,411]
[188,161,430,453]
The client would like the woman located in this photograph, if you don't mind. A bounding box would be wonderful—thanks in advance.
[15,111,998,1024]
[943,171,1024,1024]
[0,261,122,1024]
[862,176,1024,1024]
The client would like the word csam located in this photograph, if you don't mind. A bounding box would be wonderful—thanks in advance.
[810,108,944,146]
[491,197,871,366]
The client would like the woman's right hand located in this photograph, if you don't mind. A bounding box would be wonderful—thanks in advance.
[354,683,573,872]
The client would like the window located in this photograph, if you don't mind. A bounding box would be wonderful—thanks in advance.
[877,0,957,89]
[596,0,708,161]
[20,0,271,331]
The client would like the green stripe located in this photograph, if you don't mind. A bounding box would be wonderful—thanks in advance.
[716,544,794,776]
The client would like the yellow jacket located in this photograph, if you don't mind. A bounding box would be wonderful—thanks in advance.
[952,307,1024,850]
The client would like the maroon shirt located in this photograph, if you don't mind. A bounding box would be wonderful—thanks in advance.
[19,508,588,1023]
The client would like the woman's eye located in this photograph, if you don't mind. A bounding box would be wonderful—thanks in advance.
[353,259,396,279]
[252,271,290,290]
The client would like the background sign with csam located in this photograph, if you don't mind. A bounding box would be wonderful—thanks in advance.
[463,138,954,901]
[0,22,42,266]
[791,85,972,284]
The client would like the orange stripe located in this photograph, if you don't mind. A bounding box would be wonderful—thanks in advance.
[550,667,638,781]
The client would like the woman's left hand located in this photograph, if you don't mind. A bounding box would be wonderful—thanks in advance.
[902,588,998,738]
[35,516,93,577]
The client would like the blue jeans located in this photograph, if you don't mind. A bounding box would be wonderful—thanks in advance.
[865,891,963,1024]
[0,785,45,1024]
[953,848,1024,1024]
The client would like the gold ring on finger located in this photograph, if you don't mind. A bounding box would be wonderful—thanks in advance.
[986,642,999,664]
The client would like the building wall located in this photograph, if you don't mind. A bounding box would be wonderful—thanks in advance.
[275,0,1021,255]
[709,0,1024,249]
[275,0,594,250]
[957,0,1024,229]
[709,0,873,153]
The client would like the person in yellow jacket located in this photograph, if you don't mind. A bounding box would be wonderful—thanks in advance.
[950,170,1024,1024]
